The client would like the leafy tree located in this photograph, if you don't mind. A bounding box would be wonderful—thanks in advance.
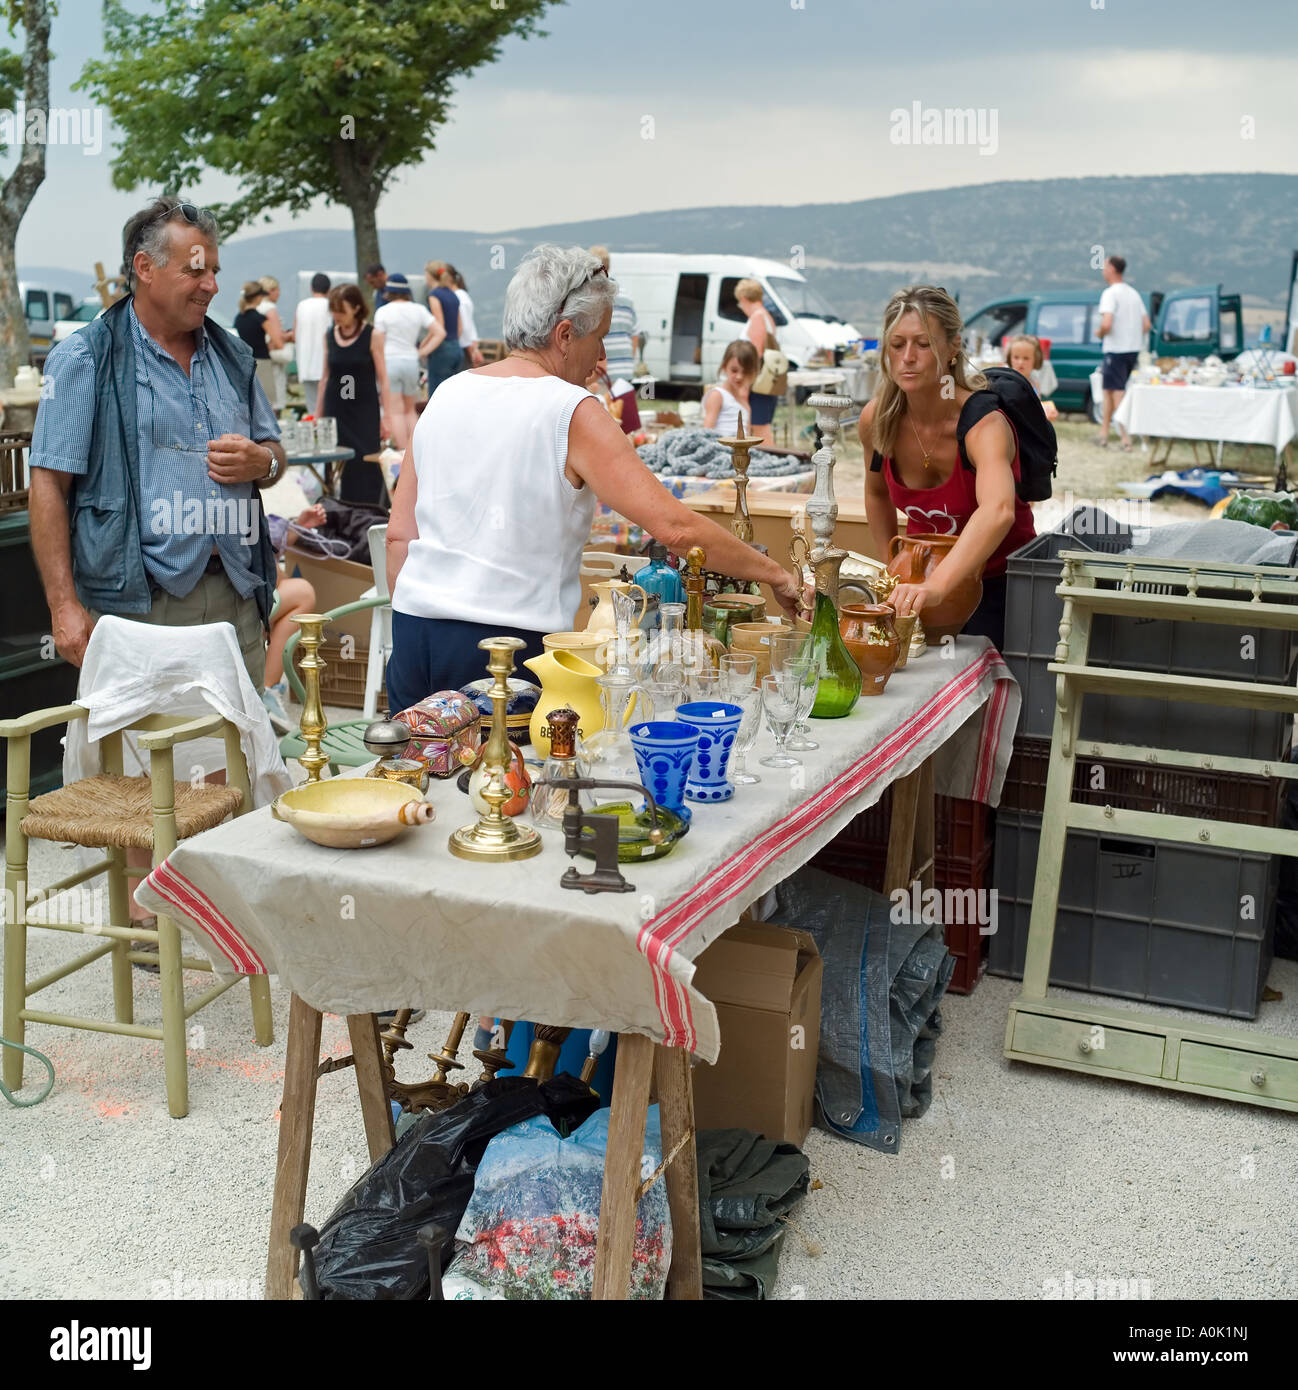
[79,0,558,301]
[0,0,51,388]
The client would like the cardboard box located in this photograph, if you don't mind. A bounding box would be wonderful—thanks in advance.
[689,922,822,1146]
[284,542,376,647]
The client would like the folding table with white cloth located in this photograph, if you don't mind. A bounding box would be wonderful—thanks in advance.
[136,638,1020,1299]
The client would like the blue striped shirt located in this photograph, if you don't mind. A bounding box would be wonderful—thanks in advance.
[30,302,280,601]
[604,294,638,380]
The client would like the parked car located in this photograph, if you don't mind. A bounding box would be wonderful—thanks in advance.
[962,285,1244,416]
[48,298,239,348]
[609,253,860,388]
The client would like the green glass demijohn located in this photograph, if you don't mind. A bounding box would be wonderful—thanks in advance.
[807,548,861,718]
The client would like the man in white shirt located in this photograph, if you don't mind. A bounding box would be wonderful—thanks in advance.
[1096,254,1151,449]
[373,272,442,449]
[293,273,332,409]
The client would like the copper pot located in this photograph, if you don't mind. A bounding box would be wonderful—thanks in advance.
[886,533,983,643]
[839,604,902,697]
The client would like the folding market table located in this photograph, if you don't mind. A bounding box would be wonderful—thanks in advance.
[139,639,1019,1300]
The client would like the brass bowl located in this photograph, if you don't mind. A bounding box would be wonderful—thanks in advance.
[271,778,434,849]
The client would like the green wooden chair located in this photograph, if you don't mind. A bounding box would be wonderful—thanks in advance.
[1,706,273,1118]
[278,596,391,773]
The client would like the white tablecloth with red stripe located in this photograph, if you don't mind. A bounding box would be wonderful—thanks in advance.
[137,639,1019,1062]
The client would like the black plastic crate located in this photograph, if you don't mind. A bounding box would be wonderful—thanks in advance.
[988,809,1276,1019]
[0,649,79,803]
[1003,516,1298,758]
[1000,733,1286,827]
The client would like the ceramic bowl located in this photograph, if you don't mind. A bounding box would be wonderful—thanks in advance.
[271,778,434,849]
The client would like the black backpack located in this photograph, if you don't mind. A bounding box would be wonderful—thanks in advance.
[869,365,1057,502]
[957,366,1057,502]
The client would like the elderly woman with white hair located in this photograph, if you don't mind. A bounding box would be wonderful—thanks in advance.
[384,244,801,706]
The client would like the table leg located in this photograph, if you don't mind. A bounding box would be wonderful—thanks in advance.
[653,1044,703,1301]
[884,761,922,895]
[591,1031,655,1300]
[345,1013,397,1161]
[266,992,323,1300]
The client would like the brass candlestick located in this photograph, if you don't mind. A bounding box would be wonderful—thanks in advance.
[521,1023,572,1081]
[718,418,756,543]
[684,546,706,632]
[293,614,329,782]
[472,1019,516,1086]
[449,637,543,862]
[428,1010,470,1088]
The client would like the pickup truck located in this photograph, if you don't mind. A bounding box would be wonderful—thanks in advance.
[962,285,1243,417]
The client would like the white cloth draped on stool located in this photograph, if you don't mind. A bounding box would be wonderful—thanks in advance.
[65,616,291,809]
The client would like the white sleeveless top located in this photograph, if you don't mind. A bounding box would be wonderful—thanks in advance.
[393,373,597,632]
[708,384,751,437]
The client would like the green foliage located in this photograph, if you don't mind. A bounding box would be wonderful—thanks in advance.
[77,0,557,232]
[0,48,21,152]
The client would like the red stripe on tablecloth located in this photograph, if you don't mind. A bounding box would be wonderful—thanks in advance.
[973,664,1012,803]
[149,861,266,974]
[641,649,1006,1048]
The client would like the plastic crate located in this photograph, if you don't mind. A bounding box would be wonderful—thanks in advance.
[810,840,992,994]
[317,639,385,711]
[1000,734,1286,827]
[0,433,31,513]
[0,650,80,803]
[1002,517,1298,758]
[833,789,991,864]
[989,809,1276,1019]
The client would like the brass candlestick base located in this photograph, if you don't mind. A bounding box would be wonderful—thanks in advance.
[449,637,543,862]
[472,1019,516,1087]
[293,614,329,782]
[521,1024,571,1081]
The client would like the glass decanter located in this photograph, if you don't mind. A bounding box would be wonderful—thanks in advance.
[806,547,862,718]
[580,673,642,807]
[531,707,587,832]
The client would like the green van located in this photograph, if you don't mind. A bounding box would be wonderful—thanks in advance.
[962,285,1243,416]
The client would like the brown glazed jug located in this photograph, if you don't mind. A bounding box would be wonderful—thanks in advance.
[839,604,903,697]
[886,533,984,642]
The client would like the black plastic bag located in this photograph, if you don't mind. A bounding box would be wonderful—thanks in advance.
[318,496,390,563]
[311,1075,598,1300]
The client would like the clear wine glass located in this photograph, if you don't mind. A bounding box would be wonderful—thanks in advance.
[638,679,685,722]
[719,652,756,701]
[785,658,820,751]
[759,673,801,769]
[689,665,722,703]
[729,688,763,785]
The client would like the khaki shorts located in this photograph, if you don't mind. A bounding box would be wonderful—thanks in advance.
[92,571,267,692]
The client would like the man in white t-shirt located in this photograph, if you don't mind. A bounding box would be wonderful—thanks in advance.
[1096,254,1151,449]
[293,273,332,409]
[373,272,442,450]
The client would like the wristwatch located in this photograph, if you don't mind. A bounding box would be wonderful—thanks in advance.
[259,445,281,484]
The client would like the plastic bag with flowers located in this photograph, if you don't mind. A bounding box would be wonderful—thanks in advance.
[448,1104,672,1299]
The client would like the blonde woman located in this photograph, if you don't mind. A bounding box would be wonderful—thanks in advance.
[860,285,1035,648]
[257,275,292,410]
[735,278,780,442]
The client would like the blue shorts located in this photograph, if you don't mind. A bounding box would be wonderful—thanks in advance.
[1101,352,1138,392]
[749,390,778,426]
[386,611,547,716]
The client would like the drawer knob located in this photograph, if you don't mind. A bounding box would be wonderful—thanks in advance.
[1078,1038,1092,1054]
[1251,1069,1266,1087]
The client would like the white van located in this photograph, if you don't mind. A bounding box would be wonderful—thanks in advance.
[609,253,859,387]
[20,282,77,356]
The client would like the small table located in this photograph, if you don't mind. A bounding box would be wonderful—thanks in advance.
[1113,384,1298,485]
[285,446,355,498]
[138,642,1019,1301]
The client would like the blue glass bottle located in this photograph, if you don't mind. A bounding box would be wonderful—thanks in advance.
[637,542,684,629]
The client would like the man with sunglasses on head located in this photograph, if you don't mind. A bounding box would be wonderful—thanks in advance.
[28,196,286,684]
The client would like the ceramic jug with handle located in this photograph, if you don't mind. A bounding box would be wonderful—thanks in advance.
[586,579,648,635]
[523,648,605,757]
[886,532,984,642]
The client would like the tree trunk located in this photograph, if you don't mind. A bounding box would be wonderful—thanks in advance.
[348,195,382,315]
[331,138,383,314]
[0,1,52,390]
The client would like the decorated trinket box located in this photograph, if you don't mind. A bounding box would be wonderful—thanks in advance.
[394,690,482,778]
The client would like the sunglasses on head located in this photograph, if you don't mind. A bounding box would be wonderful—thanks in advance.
[127,199,211,265]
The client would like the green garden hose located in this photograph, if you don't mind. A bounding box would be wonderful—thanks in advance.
[0,1037,55,1106]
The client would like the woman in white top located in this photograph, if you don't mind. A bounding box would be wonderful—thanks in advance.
[385,244,802,704]
[736,277,781,443]
[373,273,444,450]
[257,276,291,410]
[702,339,757,435]
[447,264,483,368]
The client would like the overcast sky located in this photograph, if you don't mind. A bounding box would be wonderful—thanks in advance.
[6,0,1297,270]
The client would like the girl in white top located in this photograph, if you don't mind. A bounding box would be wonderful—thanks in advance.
[385,244,802,711]
[373,275,443,450]
[702,339,758,435]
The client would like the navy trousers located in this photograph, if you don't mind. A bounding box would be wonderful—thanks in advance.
[386,610,548,714]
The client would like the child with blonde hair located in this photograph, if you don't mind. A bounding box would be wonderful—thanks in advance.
[1007,334,1059,421]
[702,339,758,434]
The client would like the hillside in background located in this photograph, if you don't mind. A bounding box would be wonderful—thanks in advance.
[29,174,1296,339]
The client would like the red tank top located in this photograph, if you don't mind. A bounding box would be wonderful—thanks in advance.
[881,410,1035,578]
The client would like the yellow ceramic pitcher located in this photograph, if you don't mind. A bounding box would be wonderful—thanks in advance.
[585,579,648,635]
[523,648,606,757]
